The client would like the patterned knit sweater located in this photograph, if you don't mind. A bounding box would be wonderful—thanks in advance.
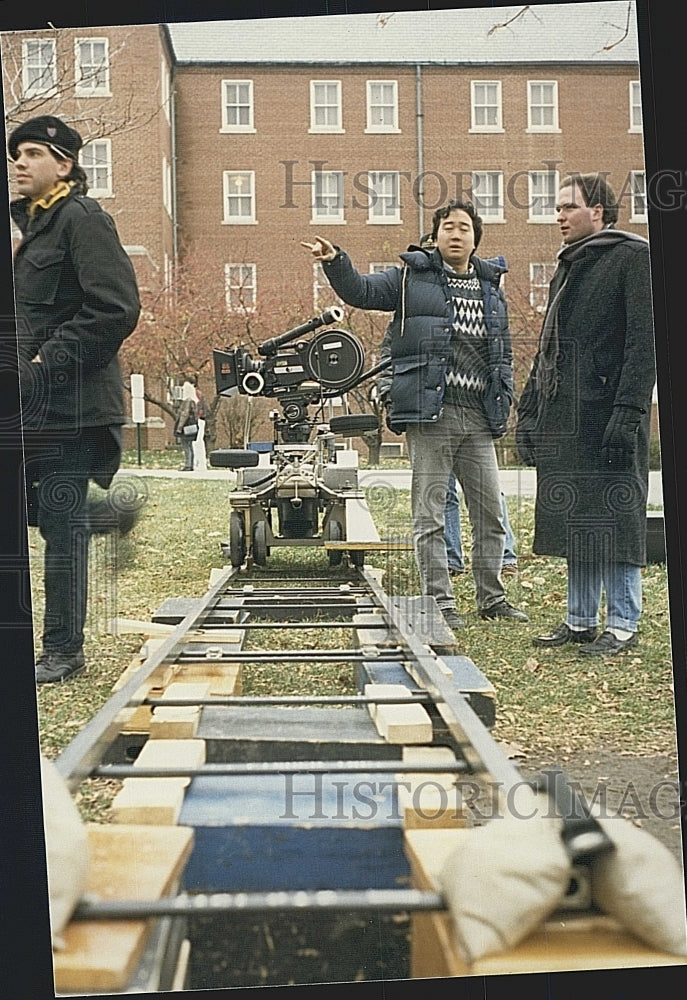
[443,264,490,411]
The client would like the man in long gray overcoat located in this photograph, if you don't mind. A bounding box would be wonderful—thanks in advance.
[516,172,655,656]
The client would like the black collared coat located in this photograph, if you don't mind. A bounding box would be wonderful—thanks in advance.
[11,187,140,436]
[517,235,655,564]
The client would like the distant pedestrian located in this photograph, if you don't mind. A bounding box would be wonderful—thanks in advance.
[174,377,198,471]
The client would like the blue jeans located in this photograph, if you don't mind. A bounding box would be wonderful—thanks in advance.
[445,472,517,572]
[567,558,642,633]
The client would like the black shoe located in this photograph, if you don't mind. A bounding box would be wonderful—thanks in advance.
[449,567,465,577]
[440,607,466,629]
[35,649,86,684]
[577,630,638,657]
[179,466,193,472]
[480,600,529,623]
[532,623,598,648]
[88,497,143,536]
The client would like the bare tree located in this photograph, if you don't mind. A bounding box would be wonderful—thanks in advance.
[1,26,166,140]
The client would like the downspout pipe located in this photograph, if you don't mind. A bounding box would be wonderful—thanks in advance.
[415,63,424,241]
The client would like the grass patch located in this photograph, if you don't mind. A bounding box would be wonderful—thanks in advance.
[30,476,679,819]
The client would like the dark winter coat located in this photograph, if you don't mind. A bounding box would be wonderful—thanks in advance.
[11,186,140,435]
[322,246,513,436]
[516,233,655,564]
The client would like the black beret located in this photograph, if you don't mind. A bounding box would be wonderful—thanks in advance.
[8,115,82,161]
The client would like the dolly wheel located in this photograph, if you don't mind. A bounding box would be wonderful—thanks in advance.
[229,512,246,567]
[327,520,343,567]
[253,520,269,566]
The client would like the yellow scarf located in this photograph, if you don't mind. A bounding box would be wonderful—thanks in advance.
[28,179,75,218]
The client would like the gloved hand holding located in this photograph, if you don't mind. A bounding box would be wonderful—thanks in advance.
[601,404,643,470]
[515,420,537,467]
[382,395,394,433]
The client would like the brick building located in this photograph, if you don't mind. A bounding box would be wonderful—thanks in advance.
[2,4,652,442]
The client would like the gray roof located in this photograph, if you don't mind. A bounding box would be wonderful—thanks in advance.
[166,3,639,66]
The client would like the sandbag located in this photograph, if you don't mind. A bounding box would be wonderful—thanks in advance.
[437,793,572,964]
[591,815,687,956]
[39,754,90,949]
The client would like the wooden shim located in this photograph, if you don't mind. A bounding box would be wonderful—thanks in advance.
[133,738,206,770]
[111,778,190,825]
[397,748,467,830]
[53,824,193,993]
[109,618,245,645]
[364,683,432,744]
[352,612,397,649]
[173,662,242,696]
[404,828,687,978]
[149,708,202,740]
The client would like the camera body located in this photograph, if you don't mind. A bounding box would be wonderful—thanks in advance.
[210,310,382,568]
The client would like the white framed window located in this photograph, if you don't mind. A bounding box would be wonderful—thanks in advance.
[366,81,399,133]
[470,80,503,132]
[528,170,559,222]
[222,171,256,224]
[221,80,255,132]
[161,58,171,122]
[367,171,401,224]
[629,80,643,132]
[74,37,110,95]
[311,170,344,224]
[80,139,113,198]
[161,155,172,216]
[630,170,647,222]
[309,80,343,133]
[225,263,257,311]
[313,262,343,311]
[369,262,397,273]
[529,262,557,312]
[471,171,504,222]
[527,80,560,132]
[21,38,56,97]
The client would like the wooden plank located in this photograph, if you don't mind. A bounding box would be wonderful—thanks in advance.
[352,612,398,649]
[147,681,210,739]
[148,708,202,740]
[111,778,190,825]
[52,824,193,994]
[364,683,432,744]
[133,738,206,770]
[397,748,467,830]
[109,618,245,644]
[173,662,242,696]
[404,828,687,977]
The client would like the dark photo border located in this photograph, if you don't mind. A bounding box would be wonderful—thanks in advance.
[1,2,684,999]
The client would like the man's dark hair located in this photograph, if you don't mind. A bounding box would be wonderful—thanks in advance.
[562,172,619,226]
[64,161,89,196]
[430,199,483,250]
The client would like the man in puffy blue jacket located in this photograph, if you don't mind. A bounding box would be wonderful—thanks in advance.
[303,199,527,631]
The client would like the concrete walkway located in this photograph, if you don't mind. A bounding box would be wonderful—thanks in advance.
[117,465,664,506]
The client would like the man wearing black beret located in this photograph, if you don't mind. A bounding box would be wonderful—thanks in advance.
[9,115,141,683]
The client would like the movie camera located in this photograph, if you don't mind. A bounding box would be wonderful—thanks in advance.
[210,308,390,568]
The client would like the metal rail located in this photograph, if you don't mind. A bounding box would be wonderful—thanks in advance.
[52,555,542,991]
